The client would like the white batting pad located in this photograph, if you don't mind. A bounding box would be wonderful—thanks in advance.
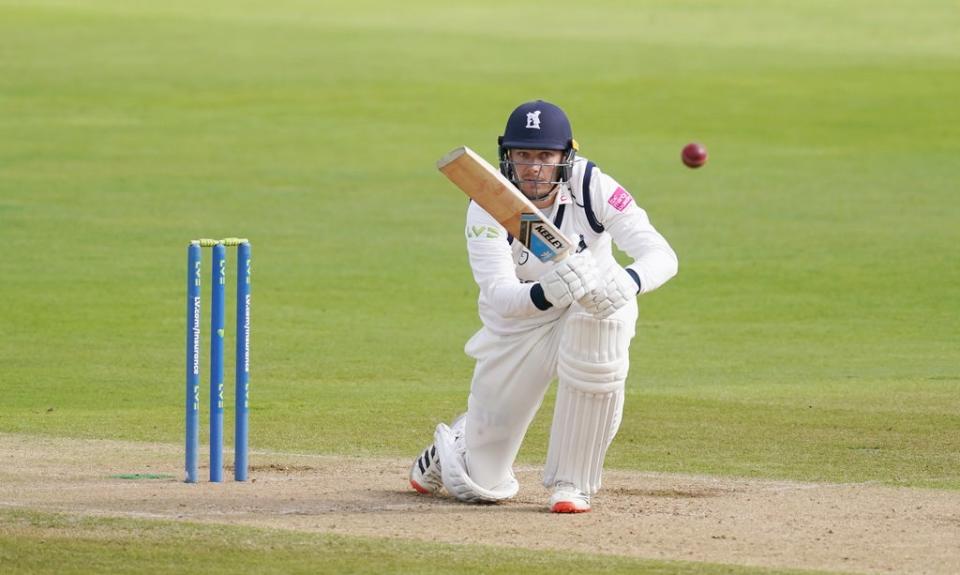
[435,420,519,503]
[544,313,630,494]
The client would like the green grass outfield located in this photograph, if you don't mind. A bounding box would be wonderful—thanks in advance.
[1,0,958,571]
[0,510,823,575]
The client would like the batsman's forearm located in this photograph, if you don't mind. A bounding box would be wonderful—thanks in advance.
[605,210,679,295]
[626,246,678,294]
[478,280,545,318]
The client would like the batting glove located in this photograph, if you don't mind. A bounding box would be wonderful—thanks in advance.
[539,252,600,308]
[580,267,639,319]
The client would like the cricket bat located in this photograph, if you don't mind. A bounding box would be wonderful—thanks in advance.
[437,146,574,262]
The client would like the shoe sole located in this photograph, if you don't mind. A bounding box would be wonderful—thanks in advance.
[551,501,591,513]
[410,479,436,495]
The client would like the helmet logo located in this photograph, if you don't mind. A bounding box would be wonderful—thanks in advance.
[525,110,541,130]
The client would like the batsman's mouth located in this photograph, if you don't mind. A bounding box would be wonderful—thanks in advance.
[519,179,552,188]
[519,182,556,201]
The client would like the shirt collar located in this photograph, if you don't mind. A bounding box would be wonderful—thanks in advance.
[554,183,573,206]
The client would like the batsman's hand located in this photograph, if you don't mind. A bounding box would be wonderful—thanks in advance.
[539,252,599,308]
[580,266,639,319]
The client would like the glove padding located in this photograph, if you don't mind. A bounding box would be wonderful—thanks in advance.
[539,252,599,308]
[580,266,639,319]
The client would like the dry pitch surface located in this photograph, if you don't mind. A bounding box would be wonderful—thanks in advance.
[1,434,958,574]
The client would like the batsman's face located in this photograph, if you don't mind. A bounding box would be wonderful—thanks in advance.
[509,148,564,205]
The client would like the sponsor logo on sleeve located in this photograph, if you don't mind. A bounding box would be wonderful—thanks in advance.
[466,225,502,239]
[608,186,634,212]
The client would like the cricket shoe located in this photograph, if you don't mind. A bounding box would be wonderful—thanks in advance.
[549,482,591,513]
[409,443,443,495]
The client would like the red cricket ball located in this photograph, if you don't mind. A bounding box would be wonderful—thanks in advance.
[681,142,708,168]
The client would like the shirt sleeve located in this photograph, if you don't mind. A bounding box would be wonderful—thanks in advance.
[589,168,679,294]
[464,202,544,318]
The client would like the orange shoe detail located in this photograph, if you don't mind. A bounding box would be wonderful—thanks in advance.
[551,500,591,513]
[410,479,432,494]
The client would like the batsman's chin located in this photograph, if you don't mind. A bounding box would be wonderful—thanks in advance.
[520,185,557,204]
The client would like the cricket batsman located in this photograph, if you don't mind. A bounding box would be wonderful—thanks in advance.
[410,100,678,512]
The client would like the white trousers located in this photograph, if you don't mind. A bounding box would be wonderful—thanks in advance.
[462,299,638,493]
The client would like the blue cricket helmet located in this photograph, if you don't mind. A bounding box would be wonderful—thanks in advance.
[498,100,579,186]
[499,100,574,150]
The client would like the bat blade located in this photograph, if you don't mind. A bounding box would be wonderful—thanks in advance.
[437,146,573,262]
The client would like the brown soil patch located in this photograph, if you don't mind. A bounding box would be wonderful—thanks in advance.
[1,433,958,574]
